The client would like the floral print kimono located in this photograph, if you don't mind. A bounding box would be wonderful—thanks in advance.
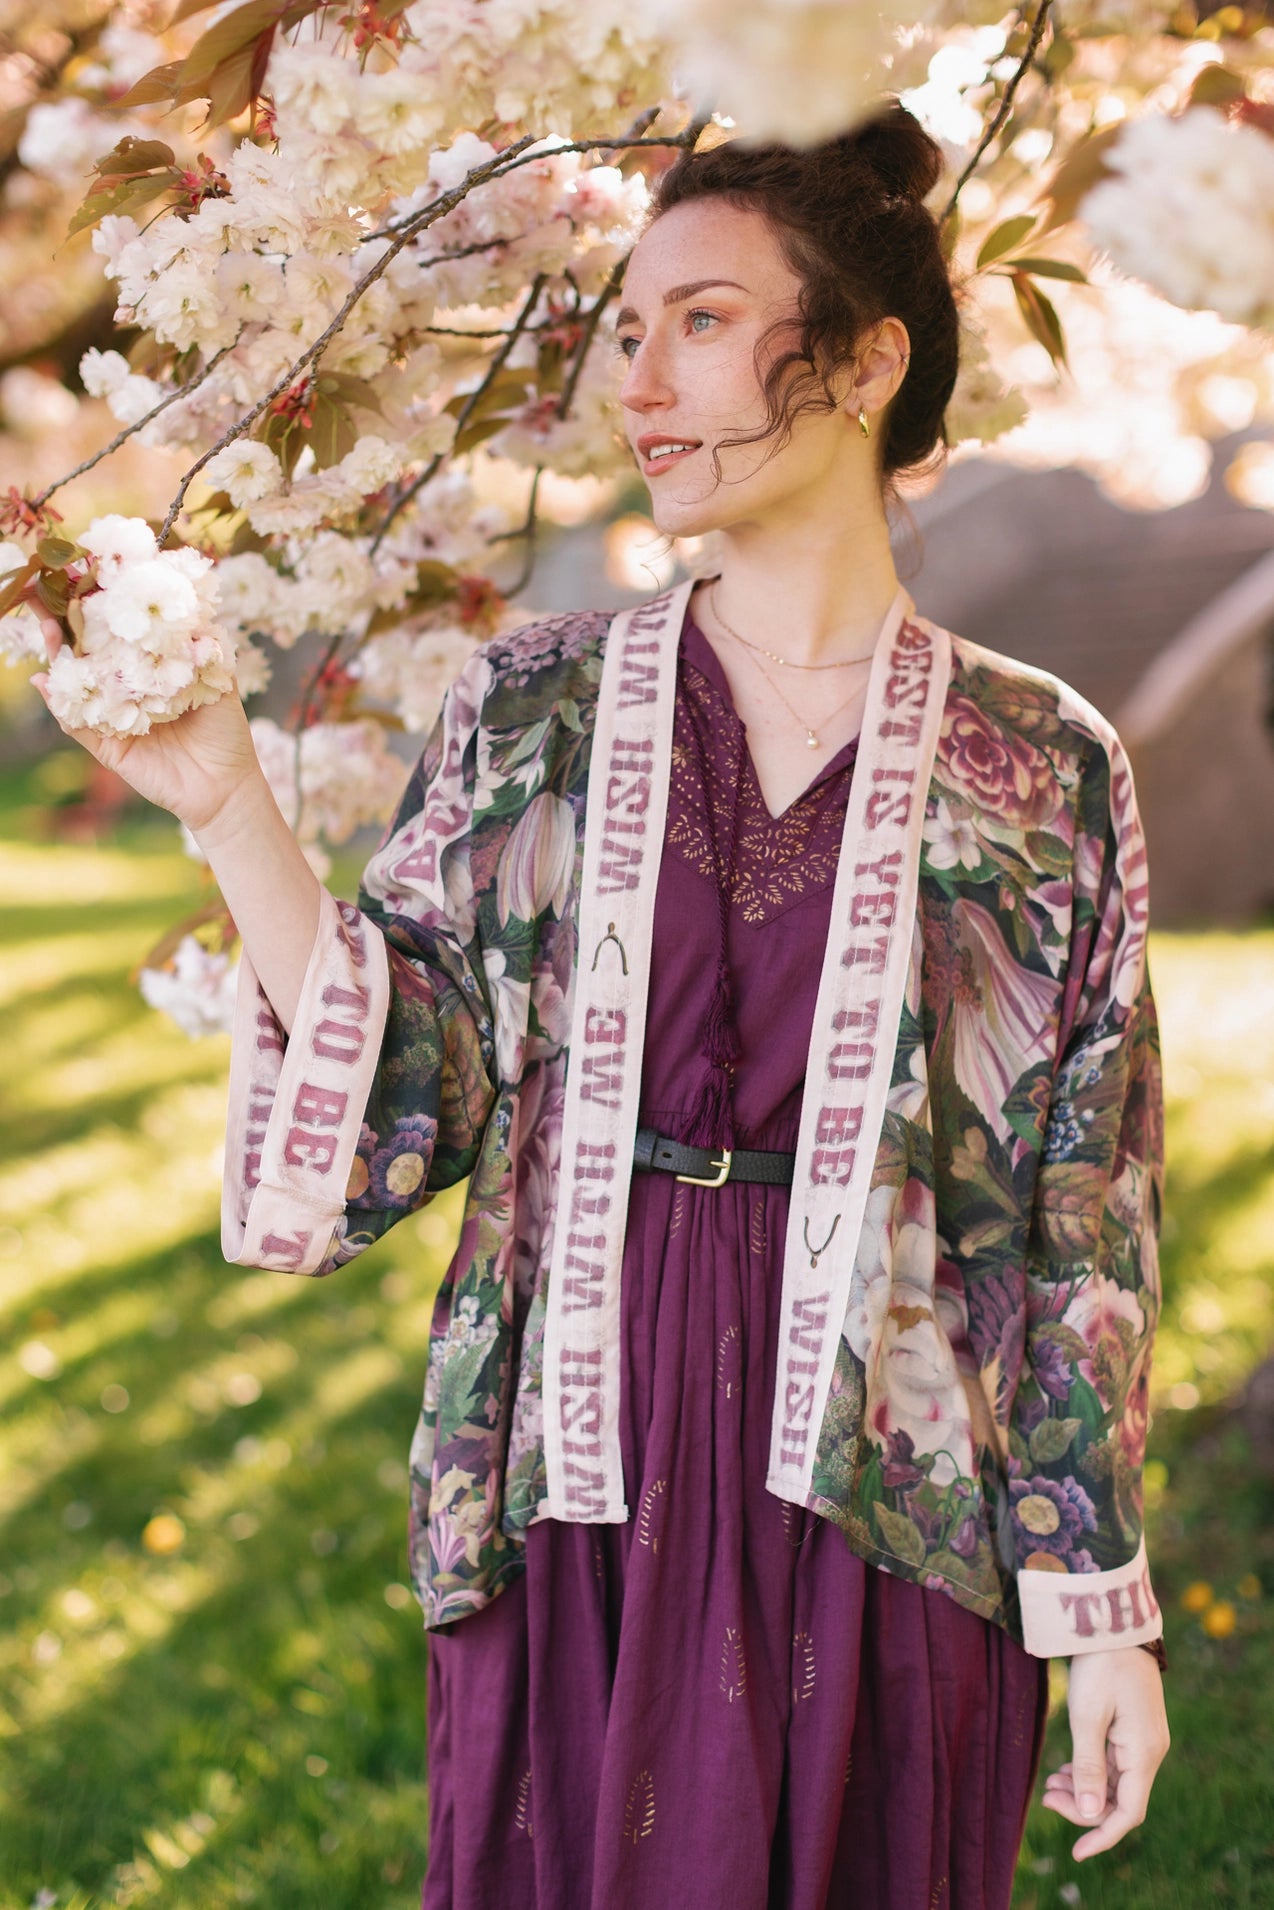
[222,577,1165,1666]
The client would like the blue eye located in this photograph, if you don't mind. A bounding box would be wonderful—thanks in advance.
[615,309,719,360]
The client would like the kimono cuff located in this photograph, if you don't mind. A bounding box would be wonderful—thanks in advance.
[1017,1534,1164,1659]
[221,887,391,1274]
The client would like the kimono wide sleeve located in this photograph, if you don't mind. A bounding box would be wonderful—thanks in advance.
[221,659,497,1278]
[1011,724,1166,1659]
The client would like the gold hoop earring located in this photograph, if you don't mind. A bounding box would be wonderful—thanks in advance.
[858,407,870,439]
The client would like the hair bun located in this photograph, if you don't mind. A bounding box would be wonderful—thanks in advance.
[846,98,943,206]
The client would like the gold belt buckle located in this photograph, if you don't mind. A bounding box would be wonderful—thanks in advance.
[675,1147,733,1189]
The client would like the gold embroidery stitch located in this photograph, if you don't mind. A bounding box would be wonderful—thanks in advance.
[636,1477,667,1554]
[623,1769,656,1844]
[716,1323,741,1401]
[719,1624,748,1703]
[749,1198,767,1258]
[792,1628,816,1705]
[780,1500,808,1549]
[668,659,854,927]
[514,1765,533,1837]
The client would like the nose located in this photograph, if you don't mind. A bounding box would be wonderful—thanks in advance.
[619,335,673,419]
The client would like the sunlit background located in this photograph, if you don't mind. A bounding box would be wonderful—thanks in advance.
[3,1,1274,1906]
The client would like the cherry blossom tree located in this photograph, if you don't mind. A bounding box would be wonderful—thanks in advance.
[0,0,1272,1031]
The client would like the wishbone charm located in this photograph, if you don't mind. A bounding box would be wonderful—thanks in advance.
[591,921,629,975]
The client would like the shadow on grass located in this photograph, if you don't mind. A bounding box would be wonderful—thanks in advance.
[1,1211,452,1909]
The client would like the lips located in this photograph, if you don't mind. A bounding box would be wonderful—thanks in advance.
[636,433,702,475]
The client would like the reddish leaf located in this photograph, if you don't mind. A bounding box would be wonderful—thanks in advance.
[91,136,177,180]
[976,213,1037,270]
[169,0,233,22]
[1035,123,1124,236]
[66,173,175,242]
[312,395,363,469]
[1000,255,1088,283]
[34,571,70,617]
[314,372,386,416]
[181,0,293,87]
[0,557,37,620]
[106,60,186,113]
[1011,271,1068,368]
[1188,65,1247,109]
[136,896,237,976]
[35,536,82,569]
[202,42,264,129]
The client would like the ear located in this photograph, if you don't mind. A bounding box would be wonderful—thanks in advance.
[844,317,912,418]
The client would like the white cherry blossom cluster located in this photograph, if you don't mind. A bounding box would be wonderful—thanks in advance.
[1,515,236,738]
[177,709,404,887]
[139,935,240,1040]
[395,0,670,139]
[1081,107,1274,332]
[646,0,941,144]
[12,0,1274,1049]
[179,715,407,881]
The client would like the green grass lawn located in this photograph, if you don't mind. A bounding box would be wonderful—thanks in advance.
[0,753,1271,1909]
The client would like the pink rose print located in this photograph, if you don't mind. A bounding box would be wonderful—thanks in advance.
[939,695,1063,831]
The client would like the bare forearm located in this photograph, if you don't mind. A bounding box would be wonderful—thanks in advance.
[192,770,325,1037]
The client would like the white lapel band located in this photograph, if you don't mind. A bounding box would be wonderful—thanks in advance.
[542,580,692,1519]
[542,578,951,1522]
[767,594,950,1501]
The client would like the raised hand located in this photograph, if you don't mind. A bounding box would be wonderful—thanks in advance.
[27,607,264,836]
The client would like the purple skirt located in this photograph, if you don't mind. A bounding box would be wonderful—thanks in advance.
[422,1167,1050,1909]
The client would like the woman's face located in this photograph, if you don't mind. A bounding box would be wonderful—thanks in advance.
[615,196,881,540]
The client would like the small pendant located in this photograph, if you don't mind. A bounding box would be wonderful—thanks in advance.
[806,731,819,750]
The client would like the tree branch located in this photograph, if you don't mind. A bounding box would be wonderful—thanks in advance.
[31,331,246,513]
[938,0,1054,229]
[368,272,548,555]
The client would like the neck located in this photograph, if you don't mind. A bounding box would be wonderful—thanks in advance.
[696,486,902,666]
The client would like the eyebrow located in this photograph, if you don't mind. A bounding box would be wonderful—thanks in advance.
[615,278,750,329]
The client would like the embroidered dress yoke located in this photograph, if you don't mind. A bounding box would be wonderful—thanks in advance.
[222,580,1167,1672]
[420,613,1051,1907]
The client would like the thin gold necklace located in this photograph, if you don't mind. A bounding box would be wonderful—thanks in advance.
[735,643,865,753]
[710,580,878,672]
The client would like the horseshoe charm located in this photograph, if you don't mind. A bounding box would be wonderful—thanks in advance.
[803,1214,839,1269]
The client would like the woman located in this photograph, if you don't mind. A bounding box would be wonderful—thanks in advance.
[34,99,1170,1909]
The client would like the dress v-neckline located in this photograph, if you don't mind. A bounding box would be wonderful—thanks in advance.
[681,611,859,824]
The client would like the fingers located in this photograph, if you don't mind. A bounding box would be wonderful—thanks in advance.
[1068,1709,1115,1823]
[33,608,63,662]
[1041,1759,1156,1859]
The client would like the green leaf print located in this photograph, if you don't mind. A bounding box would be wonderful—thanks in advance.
[1028,1415,1083,1465]
[873,1502,929,1568]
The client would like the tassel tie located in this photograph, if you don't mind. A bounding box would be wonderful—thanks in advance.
[680,683,744,1151]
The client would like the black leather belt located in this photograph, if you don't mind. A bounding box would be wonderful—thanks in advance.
[633,1126,795,1188]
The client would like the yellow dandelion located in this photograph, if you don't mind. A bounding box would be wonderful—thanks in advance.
[1237,1573,1262,1601]
[1201,1600,1237,1639]
[142,1513,186,1555]
[1181,1580,1213,1613]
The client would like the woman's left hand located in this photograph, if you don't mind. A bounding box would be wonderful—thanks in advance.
[1040,1644,1171,1859]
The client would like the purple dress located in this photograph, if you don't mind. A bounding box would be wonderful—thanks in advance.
[422,612,1050,1908]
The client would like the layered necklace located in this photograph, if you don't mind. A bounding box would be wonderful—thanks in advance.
[709,580,875,752]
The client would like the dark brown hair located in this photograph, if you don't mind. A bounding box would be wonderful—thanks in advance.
[646,98,962,501]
